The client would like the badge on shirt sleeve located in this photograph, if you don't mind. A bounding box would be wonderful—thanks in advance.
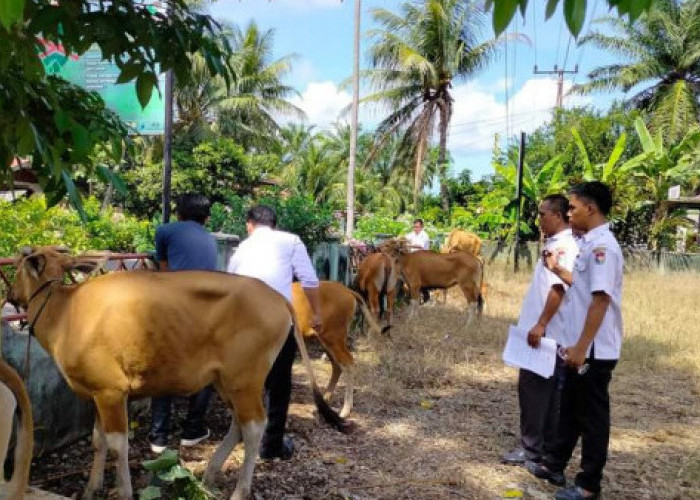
[555,248,567,266]
[593,246,606,265]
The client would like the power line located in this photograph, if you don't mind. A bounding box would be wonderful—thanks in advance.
[572,0,600,88]
[532,0,538,68]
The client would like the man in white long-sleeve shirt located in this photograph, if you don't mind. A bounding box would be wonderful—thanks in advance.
[227,205,322,460]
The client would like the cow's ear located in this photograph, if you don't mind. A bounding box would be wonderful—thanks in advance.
[25,254,46,279]
[70,257,104,275]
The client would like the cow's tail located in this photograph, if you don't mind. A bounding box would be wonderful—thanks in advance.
[284,302,348,433]
[476,257,485,316]
[348,290,390,336]
[0,359,33,500]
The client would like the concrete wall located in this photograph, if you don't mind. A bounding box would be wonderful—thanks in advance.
[1,322,95,455]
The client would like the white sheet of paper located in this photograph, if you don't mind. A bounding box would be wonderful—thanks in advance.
[502,325,557,378]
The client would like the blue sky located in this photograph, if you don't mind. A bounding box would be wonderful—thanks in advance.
[208,0,625,180]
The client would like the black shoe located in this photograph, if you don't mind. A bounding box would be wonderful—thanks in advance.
[555,485,599,500]
[259,437,294,460]
[525,460,566,487]
[501,447,535,465]
[180,428,210,447]
[149,435,168,454]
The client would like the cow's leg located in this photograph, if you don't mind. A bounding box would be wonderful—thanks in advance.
[385,287,396,327]
[318,333,355,418]
[92,393,131,500]
[459,282,479,328]
[83,416,107,499]
[229,388,267,500]
[0,382,16,481]
[368,288,381,321]
[203,410,242,487]
[324,357,342,401]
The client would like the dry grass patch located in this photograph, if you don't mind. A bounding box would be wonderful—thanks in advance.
[27,266,700,499]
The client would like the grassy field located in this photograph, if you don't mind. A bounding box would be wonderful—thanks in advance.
[28,266,700,499]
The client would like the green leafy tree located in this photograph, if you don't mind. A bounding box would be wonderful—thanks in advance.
[363,0,500,211]
[0,0,232,209]
[629,118,700,249]
[485,0,655,37]
[217,21,304,150]
[572,0,700,143]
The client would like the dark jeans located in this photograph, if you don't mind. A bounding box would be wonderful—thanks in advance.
[150,386,213,440]
[519,357,565,461]
[544,358,617,494]
[261,329,297,450]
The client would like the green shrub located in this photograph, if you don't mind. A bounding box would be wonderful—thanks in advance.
[353,213,411,241]
[0,195,153,258]
[208,192,334,253]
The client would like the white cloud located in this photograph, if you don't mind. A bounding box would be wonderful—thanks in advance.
[289,81,352,128]
[448,77,591,153]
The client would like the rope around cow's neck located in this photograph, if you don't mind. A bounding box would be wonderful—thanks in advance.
[22,278,63,381]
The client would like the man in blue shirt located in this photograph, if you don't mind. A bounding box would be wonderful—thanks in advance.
[148,193,218,453]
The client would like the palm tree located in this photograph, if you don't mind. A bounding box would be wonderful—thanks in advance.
[572,0,700,143]
[217,21,305,151]
[362,0,500,211]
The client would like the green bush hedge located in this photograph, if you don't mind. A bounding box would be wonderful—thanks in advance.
[0,196,153,258]
[208,192,334,253]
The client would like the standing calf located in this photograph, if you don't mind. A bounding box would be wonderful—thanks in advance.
[292,281,382,417]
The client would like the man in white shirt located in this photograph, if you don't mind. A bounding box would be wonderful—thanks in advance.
[502,194,578,466]
[405,219,430,252]
[405,219,432,302]
[528,182,624,500]
[227,205,322,460]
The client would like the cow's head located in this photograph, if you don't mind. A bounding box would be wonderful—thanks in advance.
[7,246,103,308]
[379,238,410,259]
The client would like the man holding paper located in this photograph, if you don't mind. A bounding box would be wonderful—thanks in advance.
[502,194,579,466]
[527,182,624,500]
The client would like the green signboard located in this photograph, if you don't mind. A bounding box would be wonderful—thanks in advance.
[39,1,166,135]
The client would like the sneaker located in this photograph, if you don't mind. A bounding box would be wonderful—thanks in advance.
[180,428,210,447]
[259,436,294,460]
[555,485,599,500]
[525,460,566,487]
[149,436,168,454]
[501,447,534,465]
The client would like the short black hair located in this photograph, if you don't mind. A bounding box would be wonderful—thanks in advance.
[542,194,570,222]
[176,193,211,224]
[569,181,613,216]
[413,219,424,226]
[247,205,277,228]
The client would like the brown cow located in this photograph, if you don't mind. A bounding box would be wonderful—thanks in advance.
[0,359,33,500]
[381,239,484,322]
[7,247,345,500]
[292,280,382,417]
[441,229,482,256]
[356,252,398,327]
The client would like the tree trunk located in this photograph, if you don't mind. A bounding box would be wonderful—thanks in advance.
[438,99,451,213]
[413,138,426,212]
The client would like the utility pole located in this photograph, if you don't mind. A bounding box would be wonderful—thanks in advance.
[346,0,360,240]
[533,64,578,109]
[514,132,526,273]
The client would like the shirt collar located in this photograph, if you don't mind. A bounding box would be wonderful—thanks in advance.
[546,227,572,243]
[250,225,273,236]
[582,222,610,244]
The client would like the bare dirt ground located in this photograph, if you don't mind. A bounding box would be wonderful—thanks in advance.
[25,267,700,499]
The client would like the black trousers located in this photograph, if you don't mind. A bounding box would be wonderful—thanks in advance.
[518,358,565,461]
[261,329,297,449]
[544,358,617,494]
[150,386,213,440]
